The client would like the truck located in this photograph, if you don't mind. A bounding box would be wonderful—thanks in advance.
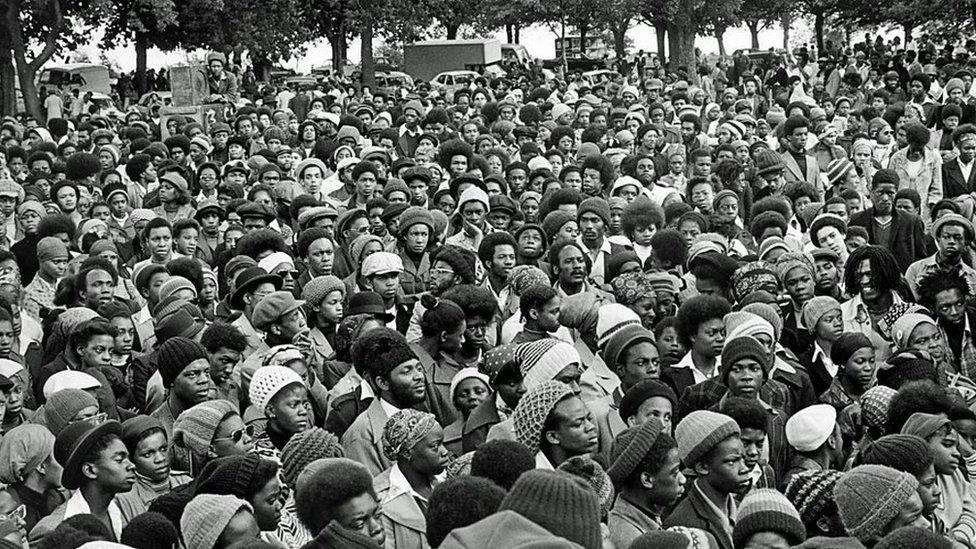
[402,39,502,82]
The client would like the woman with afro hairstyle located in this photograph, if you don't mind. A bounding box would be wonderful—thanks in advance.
[438,139,474,178]
[295,458,386,547]
[889,121,943,223]
[661,294,732,398]
[440,284,499,366]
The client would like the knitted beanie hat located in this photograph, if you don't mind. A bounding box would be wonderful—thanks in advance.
[619,380,677,424]
[629,530,702,549]
[723,311,774,342]
[879,351,938,389]
[675,410,740,467]
[500,469,602,549]
[802,295,842,334]
[607,418,665,486]
[172,399,238,458]
[861,385,899,433]
[280,427,343,488]
[517,339,581,391]
[301,275,346,306]
[733,488,807,547]
[595,303,642,349]
[513,380,574,455]
[470,439,537,491]
[249,365,304,414]
[541,210,575,241]
[180,494,253,549]
[578,196,611,226]
[44,388,99,436]
[195,454,272,499]
[558,456,615,518]
[875,526,954,549]
[833,464,919,542]
[784,469,844,531]
[719,336,770,384]
[398,206,435,237]
[120,511,179,549]
[857,435,933,477]
[157,337,208,389]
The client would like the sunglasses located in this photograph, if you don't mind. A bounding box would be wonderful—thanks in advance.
[73,412,107,427]
[213,424,254,444]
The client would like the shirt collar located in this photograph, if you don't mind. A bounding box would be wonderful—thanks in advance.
[65,490,124,537]
[811,343,838,378]
[378,396,400,418]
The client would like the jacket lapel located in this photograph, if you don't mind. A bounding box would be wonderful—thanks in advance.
[689,487,734,549]
[781,151,803,181]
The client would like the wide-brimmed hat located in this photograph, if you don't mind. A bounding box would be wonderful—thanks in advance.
[55,420,123,490]
[230,267,283,310]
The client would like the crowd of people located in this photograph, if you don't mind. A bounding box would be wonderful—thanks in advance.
[1,31,976,549]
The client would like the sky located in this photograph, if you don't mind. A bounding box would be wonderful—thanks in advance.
[62,22,814,75]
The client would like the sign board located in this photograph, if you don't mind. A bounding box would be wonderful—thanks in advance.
[159,105,226,139]
[169,65,209,107]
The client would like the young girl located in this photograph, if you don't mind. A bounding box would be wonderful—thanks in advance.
[620,196,663,266]
[442,368,491,456]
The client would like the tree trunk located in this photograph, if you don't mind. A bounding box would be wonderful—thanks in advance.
[135,32,148,96]
[654,21,667,63]
[360,11,375,88]
[669,0,697,80]
[505,24,513,43]
[560,12,567,72]
[715,27,726,56]
[814,11,824,53]
[612,23,628,62]
[903,23,912,44]
[514,25,520,43]
[746,20,760,49]
[781,12,791,49]
[667,23,680,71]
[7,0,63,122]
[0,21,14,116]
[446,23,459,40]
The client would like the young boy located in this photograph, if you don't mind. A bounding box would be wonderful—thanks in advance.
[620,196,664,266]
[664,410,749,548]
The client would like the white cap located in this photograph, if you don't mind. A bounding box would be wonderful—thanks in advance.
[785,404,837,452]
[361,251,404,278]
[551,103,573,121]
[258,252,295,274]
[0,359,24,378]
[43,370,101,400]
[249,365,304,413]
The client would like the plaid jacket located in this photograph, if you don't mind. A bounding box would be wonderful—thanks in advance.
[676,378,793,422]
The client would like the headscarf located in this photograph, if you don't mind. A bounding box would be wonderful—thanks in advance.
[731,261,780,302]
[0,424,55,484]
[774,252,815,283]
[381,409,439,462]
[507,266,551,296]
[611,271,656,306]
[890,313,939,351]
[262,345,305,367]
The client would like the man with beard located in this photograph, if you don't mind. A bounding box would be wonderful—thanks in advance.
[342,328,427,476]
[811,248,845,300]
[405,245,476,343]
[849,169,928,272]
[906,214,976,299]
[918,269,976,379]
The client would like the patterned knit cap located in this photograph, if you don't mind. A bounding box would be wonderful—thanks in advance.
[860,385,898,433]
[833,464,919,542]
[558,456,615,518]
[173,399,238,458]
[381,409,439,462]
[784,469,844,531]
[595,304,641,349]
[481,343,521,384]
[513,380,574,455]
[733,488,806,547]
[774,252,815,283]
[180,494,253,549]
[517,339,581,391]
[724,311,774,342]
[261,345,304,368]
[875,526,954,549]
[280,427,343,488]
[506,266,551,296]
[248,365,304,414]
[731,261,780,302]
[611,271,656,307]
[674,410,740,467]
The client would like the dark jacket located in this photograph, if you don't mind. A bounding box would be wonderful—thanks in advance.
[462,396,502,453]
[849,207,928,272]
[662,480,735,549]
[942,156,976,199]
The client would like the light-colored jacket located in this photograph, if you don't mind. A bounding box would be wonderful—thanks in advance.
[889,146,944,227]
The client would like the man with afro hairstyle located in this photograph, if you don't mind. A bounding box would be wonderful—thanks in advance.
[295,458,386,546]
[341,327,427,475]
[440,283,500,361]
[889,121,942,224]
[917,269,976,377]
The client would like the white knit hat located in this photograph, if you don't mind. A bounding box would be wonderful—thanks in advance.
[595,304,641,349]
[449,367,490,401]
[517,339,581,391]
[249,365,304,413]
[552,103,573,121]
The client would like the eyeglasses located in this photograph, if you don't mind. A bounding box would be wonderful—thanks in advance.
[0,504,25,522]
[213,424,254,443]
[430,267,455,276]
[73,412,107,427]
[276,270,300,279]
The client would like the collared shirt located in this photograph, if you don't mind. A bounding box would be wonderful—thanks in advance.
[812,342,838,378]
[671,350,721,385]
[961,158,974,183]
[64,489,125,540]
[692,478,736,542]
[576,236,612,287]
[841,291,903,363]
[535,451,555,470]
[378,397,401,419]
[940,314,976,381]
[386,463,440,512]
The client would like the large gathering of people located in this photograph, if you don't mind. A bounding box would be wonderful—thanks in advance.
[0,33,976,549]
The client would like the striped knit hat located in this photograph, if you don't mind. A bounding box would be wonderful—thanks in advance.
[784,470,844,532]
[674,411,740,467]
[860,385,898,433]
[833,464,919,542]
[826,158,854,186]
[595,304,641,349]
[733,488,806,547]
[516,339,580,391]
[513,380,574,455]
[173,400,238,458]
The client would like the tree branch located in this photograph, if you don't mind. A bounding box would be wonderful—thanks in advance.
[27,0,63,71]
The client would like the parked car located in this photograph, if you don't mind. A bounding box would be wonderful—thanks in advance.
[580,69,616,88]
[375,71,415,97]
[431,70,480,100]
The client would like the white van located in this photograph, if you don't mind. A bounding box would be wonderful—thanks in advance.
[36,63,113,95]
